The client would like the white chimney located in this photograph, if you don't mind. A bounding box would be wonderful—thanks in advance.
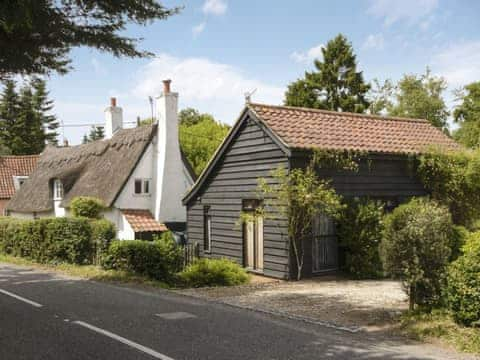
[154,80,187,223]
[104,97,123,139]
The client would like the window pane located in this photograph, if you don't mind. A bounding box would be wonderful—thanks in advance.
[134,179,142,194]
[144,180,150,194]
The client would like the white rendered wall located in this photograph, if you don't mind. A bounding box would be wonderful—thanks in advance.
[104,105,123,139]
[54,200,66,217]
[104,208,134,240]
[114,143,154,213]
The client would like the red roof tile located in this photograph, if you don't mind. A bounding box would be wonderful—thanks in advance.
[0,155,39,199]
[248,103,459,154]
[121,209,168,232]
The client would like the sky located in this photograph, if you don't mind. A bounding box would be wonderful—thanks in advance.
[43,0,480,144]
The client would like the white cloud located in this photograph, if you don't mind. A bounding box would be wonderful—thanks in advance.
[192,22,206,37]
[362,34,385,50]
[368,0,438,26]
[132,54,283,124]
[431,41,480,88]
[202,0,227,16]
[290,44,324,64]
[91,58,107,75]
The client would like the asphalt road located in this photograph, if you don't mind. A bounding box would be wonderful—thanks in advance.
[0,263,473,360]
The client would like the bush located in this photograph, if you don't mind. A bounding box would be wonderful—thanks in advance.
[90,219,116,262]
[101,233,183,282]
[446,232,480,327]
[70,196,106,219]
[381,198,453,310]
[179,258,249,287]
[417,148,480,227]
[0,217,97,264]
[337,198,384,278]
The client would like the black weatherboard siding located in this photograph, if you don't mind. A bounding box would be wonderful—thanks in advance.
[186,114,290,279]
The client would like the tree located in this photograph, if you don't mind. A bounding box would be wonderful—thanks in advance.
[0,1,179,78]
[285,34,370,113]
[0,78,58,154]
[257,161,344,280]
[82,126,105,143]
[0,79,20,153]
[179,111,230,175]
[453,82,480,148]
[31,78,59,145]
[381,198,453,310]
[389,69,449,130]
[368,79,395,115]
[179,108,215,126]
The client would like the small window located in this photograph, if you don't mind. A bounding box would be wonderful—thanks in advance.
[134,178,151,195]
[53,179,63,200]
[134,179,142,194]
[204,206,212,252]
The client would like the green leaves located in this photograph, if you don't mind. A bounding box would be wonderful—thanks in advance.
[285,34,370,113]
[453,82,480,148]
[0,1,180,78]
[70,196,106,219]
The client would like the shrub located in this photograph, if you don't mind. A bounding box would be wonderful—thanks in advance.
[337,198,384,279]
[0,217,94,264]
[381,198,453,310]
[179,258,249,287]
[417,148,480,227]
[41,217,93,264]
[90,219,116,262]
[446,232,480,327]
[70,196,106,219]
[101,234,183,282]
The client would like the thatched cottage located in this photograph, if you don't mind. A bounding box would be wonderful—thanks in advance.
[7,80,195,239]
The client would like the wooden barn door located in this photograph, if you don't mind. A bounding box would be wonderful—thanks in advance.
[243,200,264,272]
[312,214,338,273]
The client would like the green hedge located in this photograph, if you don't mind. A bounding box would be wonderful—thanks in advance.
[337,198,384,279]
[179,258,249,287]
[101,233,183,282]
[447,232,480,327]
[0,216,115,265]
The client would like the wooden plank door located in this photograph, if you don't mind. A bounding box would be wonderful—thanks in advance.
[312,214,338,273]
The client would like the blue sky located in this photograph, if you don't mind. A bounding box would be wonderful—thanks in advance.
[45,0,480,144]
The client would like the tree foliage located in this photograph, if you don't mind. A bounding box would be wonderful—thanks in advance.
[70,196,106,219]
[0,0,179,78]
[416,148,480,227]
[82,126,105,144]
[179,109,230,175]
[381,198,454,310]
[0,77,59,154]
[337,198,385,279]
[285,34,370,113]
[369,69,449,130]
[257,162,344,280]
[453,82,480,148]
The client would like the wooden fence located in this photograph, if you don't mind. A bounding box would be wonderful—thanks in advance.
[183,242,200,268]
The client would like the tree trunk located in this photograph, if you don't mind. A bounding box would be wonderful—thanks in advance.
[409,285,415,311]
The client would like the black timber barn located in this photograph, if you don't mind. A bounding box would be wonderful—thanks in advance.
[183,103,459,279]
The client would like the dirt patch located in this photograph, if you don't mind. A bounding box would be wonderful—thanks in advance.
[178,276,408,330]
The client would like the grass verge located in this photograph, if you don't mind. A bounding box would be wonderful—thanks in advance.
[399,309,480,354]
[0,253,170,289]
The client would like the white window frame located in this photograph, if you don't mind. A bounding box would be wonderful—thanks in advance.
[53,179,63,200]
[13,176,28,191]
[133,178,151,196]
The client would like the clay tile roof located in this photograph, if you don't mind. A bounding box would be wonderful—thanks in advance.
[0,155,39,199]
[248,103,460,154]
[121,209,168,232]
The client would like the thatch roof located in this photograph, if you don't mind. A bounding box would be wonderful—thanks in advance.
[7,125,156,213]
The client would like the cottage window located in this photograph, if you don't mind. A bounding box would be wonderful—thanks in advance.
[134,178,151,195]
[204,206,211,253]
[13,176,28,190]
[53,179,63,200]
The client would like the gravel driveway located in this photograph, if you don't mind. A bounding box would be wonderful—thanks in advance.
[179,276,408,331]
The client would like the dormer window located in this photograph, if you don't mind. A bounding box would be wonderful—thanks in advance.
[13,176,28,191]
[53,179,63,200]
[134,178,151,195]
